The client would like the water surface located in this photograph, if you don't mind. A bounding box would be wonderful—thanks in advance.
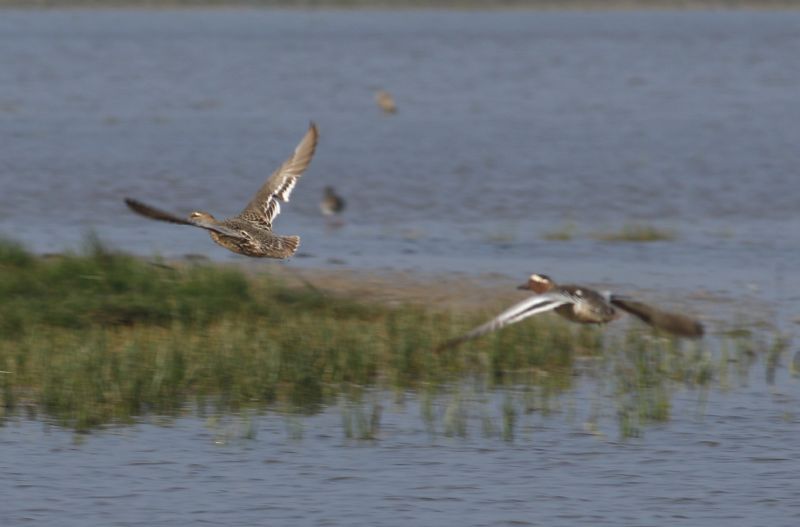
[3,375,800,527]
[1,9,799,314]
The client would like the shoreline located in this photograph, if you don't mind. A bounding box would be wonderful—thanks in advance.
[33,248,764,331]
[0,239,783,432]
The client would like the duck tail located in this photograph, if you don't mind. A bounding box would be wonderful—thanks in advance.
[277,235,301,258]
[611,297,704,338]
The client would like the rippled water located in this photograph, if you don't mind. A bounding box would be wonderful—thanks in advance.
[3,375,800,527]
[2,8,800,526]
[1,9,800,310]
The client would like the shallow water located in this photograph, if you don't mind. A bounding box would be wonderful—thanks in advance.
[2,9,800,526]
[3,371,800,527]
[1,9,799,316]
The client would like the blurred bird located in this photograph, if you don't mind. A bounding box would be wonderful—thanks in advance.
[125,122,318,259]
[439,273,704,350]
[320,186,346,217]
[375,90,397,114]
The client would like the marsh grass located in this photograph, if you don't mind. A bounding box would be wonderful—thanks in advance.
[483,222,519,246]
[592,224,676,243]
[0,238,588,429]
[596,328,789,438]
[0,238,774,437]
[542,222,577,241]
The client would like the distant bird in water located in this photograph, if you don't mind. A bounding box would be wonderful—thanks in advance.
[375,90,397,114]
[125,122,318,259]
[439,273,704,350]
[320,186,346,217]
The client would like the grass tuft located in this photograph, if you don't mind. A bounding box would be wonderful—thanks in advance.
[592,224,676,243]
[542,222,577,241]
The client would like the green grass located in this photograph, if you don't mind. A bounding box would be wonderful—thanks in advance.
[592,224,677,243]
[541,222,676,243]
[542,222,577,241]
[0,237,597,430]
[0,237,775,437]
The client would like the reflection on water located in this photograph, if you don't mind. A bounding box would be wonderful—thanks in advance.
[2,371,799,527]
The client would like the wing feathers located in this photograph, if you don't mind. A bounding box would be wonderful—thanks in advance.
[238,122,318,227]
[438,293,571,351]
[610,297,704,338]
[124,198,244,239]
[125,198,193,226]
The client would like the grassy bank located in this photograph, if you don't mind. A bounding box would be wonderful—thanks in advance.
[0,237,590,430]
[0,237,780,436]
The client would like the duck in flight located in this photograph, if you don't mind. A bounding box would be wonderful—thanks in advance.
[125,122,318,259]
[440,273,704,349]
[375,90,397,114]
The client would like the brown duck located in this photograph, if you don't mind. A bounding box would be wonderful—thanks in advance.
[320,186,346,216]
[441,273,704,349]
[125,123,318,259]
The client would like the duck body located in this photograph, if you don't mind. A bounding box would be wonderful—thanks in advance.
[320,186,346,216]
[375,90,397,114]
[204,216,300,259]
[549,285,619,324]
[125,122,318,259]
[439,273,703,350]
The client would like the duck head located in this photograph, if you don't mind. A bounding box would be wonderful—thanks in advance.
[518,273,556,294]
[189,211,217,223]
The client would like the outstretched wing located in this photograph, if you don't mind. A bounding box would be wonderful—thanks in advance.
[438,292,573,351]
[610,296,704,338]
[237,122,319,228]
[124,198,244,239]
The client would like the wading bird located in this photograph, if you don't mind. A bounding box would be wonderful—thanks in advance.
[320,186,346,217]
[440,273,704,350]
[125,122,318,259]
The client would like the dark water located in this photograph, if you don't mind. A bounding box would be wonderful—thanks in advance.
[2,9,800,526]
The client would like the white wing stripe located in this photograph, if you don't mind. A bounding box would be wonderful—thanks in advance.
[262,200,280,224]
[463,293,572,340]
[489,294,568,327]
[276,178,297,202]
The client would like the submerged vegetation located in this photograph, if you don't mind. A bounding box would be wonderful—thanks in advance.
[0,237,784,438]
[592,223,677,243]
[540,222,676,243]
[542,222,578,241]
